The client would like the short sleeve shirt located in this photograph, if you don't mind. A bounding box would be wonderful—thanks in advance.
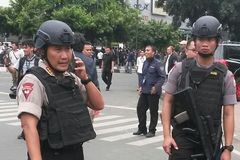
[14,56,39,75]
[162,61,237,105]
[17,61,86,119]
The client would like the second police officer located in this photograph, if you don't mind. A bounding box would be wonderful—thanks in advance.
[17,20,104,160]
[162,16,236,160]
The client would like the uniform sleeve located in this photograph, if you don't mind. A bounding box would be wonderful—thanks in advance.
[223,70,237,105]
[155,61,166,93]
[162,62,182,94]
[17,74,45,119]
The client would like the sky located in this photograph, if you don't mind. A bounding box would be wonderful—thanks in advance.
[0,0,10,7]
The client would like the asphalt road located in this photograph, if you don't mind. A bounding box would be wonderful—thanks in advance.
[0,69,239,160]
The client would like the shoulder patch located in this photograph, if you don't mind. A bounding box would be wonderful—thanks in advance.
[22,83,34,99]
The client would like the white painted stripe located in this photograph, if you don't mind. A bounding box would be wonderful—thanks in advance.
[0,102,17,105]
[0,92,9,95]
[93,118,137,128]
[0,112,17,117]
[96,124,137,135]
[0,117,18,121]
[100,132,136,142]
[127,135,164,146]
[7,121,21,126]
[0,108,18,113]
[94,115,122,122]
[0,105,17,109]
[105,105,136,110]
[156,146,164,150]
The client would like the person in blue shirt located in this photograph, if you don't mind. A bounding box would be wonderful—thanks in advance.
[72,34,99,89]
[133,45,165,138]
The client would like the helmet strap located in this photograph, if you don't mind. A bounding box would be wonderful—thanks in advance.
[198,52,214,58]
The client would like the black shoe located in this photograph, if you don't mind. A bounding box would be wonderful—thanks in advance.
[145,132,155,138]
[133,130,147,135]
[106,87,110,91]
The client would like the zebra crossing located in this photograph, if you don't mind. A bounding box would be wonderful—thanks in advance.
[0,100,239,156]
[0,100,165,149]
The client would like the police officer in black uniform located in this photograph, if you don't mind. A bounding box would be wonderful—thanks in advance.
[162,16,236,160]
[17,20,104,160]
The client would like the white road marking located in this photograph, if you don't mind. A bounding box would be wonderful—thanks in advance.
[127,135,164,146]
[0,108,18,113]
[0,105,17,109]
[7,121,21,126]
[0,117,18,121]
[96,124,137,135]
[93,118,137,128]
[0,112,17,117]
[94,115,122,122]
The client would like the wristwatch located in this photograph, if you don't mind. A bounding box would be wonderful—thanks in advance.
[222,145,234,152]
[81,77,92,85]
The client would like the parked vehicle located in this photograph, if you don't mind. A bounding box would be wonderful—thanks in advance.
[214,41,240,100]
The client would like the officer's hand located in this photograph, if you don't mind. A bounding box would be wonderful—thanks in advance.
[220,149,231,160]
[162,136,178,155]
[138,87,142,95]
[151,86,157,94]
[74,58,88,80]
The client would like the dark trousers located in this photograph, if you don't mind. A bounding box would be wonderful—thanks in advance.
[27,143,84,160]
[102,70,112,88]
[136,93,160,133]
[137,73,143,87]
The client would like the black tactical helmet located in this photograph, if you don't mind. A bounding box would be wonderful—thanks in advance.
[192,16,222,39]
[34,20,74,49]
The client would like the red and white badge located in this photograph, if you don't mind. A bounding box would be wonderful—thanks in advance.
[22,83,34,99]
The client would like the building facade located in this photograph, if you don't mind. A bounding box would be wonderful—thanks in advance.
[125,0,172,23]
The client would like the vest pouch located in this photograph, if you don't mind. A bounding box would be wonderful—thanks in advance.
[55,105,96,147]
[47,109,64,149]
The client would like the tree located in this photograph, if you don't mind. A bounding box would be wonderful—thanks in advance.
[158,0,240,40]
[130,20,180,50]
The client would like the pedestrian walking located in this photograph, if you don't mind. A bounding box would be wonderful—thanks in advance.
[133,45,165,138]
[101,47,114,91]
[17,20,104,160]
[162,16,236,160]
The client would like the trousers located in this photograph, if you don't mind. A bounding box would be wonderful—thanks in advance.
[136,93,160,133]
[27,142,84,160]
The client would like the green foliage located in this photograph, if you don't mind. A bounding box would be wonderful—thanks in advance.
[1,0,181,50]
[130,20,180,50]
[158,0,240,40]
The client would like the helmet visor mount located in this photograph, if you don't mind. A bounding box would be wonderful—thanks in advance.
[35,29,73,48]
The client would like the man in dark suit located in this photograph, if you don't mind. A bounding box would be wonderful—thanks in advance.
[164,46,178,76]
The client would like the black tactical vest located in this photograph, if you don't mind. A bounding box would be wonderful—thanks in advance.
[177,59,227,126]
[26,67,96,149]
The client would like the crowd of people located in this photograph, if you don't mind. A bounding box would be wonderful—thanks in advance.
[0,15,236,160]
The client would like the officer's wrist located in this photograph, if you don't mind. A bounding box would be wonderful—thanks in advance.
[81,77,92,85]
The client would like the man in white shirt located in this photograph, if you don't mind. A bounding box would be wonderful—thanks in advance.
[136,50,146,89]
